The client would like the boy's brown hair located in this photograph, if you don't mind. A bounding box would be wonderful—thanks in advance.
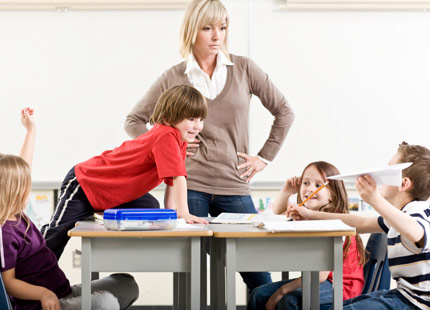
[397,142,430,201]
[150,85,207,126]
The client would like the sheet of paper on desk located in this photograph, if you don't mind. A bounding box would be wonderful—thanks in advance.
[175,218,206,229]
[327,162,412,186]
[211,212,287,224]
[262,219,355,233]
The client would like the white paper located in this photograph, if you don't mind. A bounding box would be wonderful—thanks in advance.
[262,219,355,233]
[211,212,287,224]
[327,162,412,186]
[175,218,206,229]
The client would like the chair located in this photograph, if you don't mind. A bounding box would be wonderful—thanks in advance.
[0,272,12,310]
[320,233,391,310]
[362,233,391,294]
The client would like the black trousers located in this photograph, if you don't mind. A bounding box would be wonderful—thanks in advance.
[41,166,159,260]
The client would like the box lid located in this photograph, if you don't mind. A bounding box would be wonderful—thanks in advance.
[103,208,177,221]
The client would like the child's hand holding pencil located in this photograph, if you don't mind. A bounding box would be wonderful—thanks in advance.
[287,204,312,221]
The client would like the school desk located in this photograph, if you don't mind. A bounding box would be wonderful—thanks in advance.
[68,221,212,310]
[208,223,356,310]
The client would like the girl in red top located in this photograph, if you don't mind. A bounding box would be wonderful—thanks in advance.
[248,161,366,310]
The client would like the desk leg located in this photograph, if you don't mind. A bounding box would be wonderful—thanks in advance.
[200,237,208,310]
[178,273,187,310]
[81,238,92,310]
[173,273,185,310]
[302,271,310,310]
[311,271,320,310]
[333,237,343,310]
[173,273,178,310]
[189,237,201,310]
[225,239,236,310]
[211,238,225,310]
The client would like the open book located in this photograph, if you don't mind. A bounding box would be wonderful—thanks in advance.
[262,219,355,233]
[211,212,287,224]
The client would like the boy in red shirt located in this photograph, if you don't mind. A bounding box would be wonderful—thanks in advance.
[42,85,208,259]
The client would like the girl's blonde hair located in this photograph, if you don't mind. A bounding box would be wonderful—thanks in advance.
[179,0,230,59]
[150,85,207,126]
[0,154,31,228]
[298,161,367,266]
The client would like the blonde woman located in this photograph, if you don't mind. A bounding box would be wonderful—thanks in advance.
[125,0,295,291]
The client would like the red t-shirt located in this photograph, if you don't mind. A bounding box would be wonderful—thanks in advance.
[75,124,187,210]
[327,236,364,300]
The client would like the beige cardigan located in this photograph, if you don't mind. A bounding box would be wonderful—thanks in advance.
[125,54,294,195]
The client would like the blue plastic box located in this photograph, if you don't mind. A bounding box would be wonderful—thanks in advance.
[103,208,177,231]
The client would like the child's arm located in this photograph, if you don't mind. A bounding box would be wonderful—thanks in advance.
[2,268,60,310]
[164,184,176,210]
[265,271,330,310]
[18,108,36,170]
[166,176,208,224]
[273,177,300,214]
[357,175,424,244]
[288,204,382,234]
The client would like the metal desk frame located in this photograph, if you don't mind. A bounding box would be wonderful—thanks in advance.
[210,224,355,310]
[68,221,212,310]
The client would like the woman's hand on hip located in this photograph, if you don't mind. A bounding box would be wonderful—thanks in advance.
[186,139,201,156]
[237,152,267,183]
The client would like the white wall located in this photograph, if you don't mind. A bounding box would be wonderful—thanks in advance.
[0,0,429,183]
[248,4,430,181]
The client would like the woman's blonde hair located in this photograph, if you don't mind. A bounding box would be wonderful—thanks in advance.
[150,85,207,126]
[179,0,229,59]
[0,154,31,228]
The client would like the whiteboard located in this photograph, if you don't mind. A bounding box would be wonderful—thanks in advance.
[248,5,430,181]
[0,0,429,184]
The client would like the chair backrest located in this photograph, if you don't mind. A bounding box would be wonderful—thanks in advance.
[0,272,12,310]
[362,233,391,294]
[319,233,392,310]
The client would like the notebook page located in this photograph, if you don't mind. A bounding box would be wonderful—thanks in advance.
[211,212,287,224]
[262,219,355,233]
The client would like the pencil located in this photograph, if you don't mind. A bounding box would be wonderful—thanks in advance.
[298,181,329,207]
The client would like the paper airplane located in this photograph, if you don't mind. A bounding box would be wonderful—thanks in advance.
[327,162,413,186]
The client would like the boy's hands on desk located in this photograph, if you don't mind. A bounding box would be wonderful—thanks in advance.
[179,212,208,224]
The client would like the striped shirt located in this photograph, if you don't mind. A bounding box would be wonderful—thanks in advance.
[378,200,430,309]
